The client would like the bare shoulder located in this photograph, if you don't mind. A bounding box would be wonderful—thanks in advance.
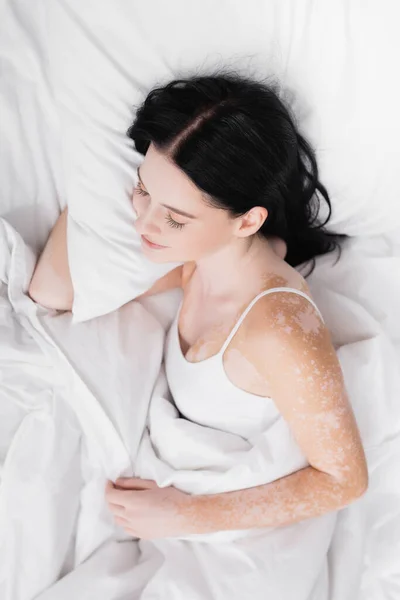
[246,284,330,350]
[230,268,336,376]
[239,284,342,399]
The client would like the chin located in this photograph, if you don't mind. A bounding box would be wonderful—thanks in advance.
[141,246,174,264]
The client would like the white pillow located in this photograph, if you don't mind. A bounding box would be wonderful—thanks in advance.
[47,0,400,321]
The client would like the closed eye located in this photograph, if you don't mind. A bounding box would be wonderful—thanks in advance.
[135,182,149,197]
[165,213,186,230]
[135,181,186,229]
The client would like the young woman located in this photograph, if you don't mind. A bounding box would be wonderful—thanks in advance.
[30,74,368,540]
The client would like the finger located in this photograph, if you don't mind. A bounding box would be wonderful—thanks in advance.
[105,485,130,507]
[108,503,127,518]
[106,480,124,499]
[115,477,158,490]
[115,477,158,489]
[114,515,131,527]
[105,481,114,492]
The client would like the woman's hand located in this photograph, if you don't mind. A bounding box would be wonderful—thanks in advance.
[105,477,201,540]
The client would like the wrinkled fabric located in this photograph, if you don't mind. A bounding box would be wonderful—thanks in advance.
[1,220,400,599]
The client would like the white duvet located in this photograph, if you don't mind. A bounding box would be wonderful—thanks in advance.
[1,217,400,599]
[1,1,400,597]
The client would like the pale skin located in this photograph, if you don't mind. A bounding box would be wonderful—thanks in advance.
[29,143,368,540]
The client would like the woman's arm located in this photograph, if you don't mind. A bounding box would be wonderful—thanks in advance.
[28,208,74,310]
[188,294,368,532]
[191,462,366,533]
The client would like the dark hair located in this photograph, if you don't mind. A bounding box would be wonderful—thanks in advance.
[127,73,344,270]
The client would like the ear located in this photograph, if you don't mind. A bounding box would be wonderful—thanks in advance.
[236,207,268,238]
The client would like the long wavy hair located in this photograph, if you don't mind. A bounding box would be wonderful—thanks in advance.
[128,73,343,270]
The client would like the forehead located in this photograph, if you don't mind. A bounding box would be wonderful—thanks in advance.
[140,144,206,209]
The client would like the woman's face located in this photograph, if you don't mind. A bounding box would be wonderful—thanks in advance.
[132,144,243,263]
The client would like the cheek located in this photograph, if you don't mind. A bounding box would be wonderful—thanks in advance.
[181,204,233,248]
[198,217,233,248]
[181,225,223,256]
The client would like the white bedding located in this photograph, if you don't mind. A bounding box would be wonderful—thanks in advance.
[1,0,400,597]
[1,219,400,599]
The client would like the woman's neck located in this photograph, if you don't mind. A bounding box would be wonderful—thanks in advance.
[194,236,279,299]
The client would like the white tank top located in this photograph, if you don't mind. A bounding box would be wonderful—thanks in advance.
[164,287,324,439]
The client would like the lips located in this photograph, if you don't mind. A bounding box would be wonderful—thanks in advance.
[141,235,168,250]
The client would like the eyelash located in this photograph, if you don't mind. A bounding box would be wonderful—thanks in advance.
[165,213,185,230]
[135,183,186,230]
[136,183,149,197]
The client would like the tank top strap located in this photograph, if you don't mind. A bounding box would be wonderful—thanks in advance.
[219,287,324,355]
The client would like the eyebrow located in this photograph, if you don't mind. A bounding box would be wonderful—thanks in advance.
[137,166,197,219]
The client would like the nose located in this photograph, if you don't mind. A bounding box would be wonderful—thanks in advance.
[134,205,162,236]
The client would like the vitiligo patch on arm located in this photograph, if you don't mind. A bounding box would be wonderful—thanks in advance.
[223,292,368,492]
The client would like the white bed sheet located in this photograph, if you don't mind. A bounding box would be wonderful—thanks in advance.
[0,219,400,599]
[1,0,400,598]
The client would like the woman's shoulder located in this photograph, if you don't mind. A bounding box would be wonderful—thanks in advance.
[223,268,335,400]
[244,268,326,344]
[259,267,311,297]
[233,274,333,391]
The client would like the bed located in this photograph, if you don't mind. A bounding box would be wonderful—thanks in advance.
[1,1,400,599]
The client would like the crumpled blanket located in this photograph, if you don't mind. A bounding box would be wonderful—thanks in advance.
[1,218,400,599]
